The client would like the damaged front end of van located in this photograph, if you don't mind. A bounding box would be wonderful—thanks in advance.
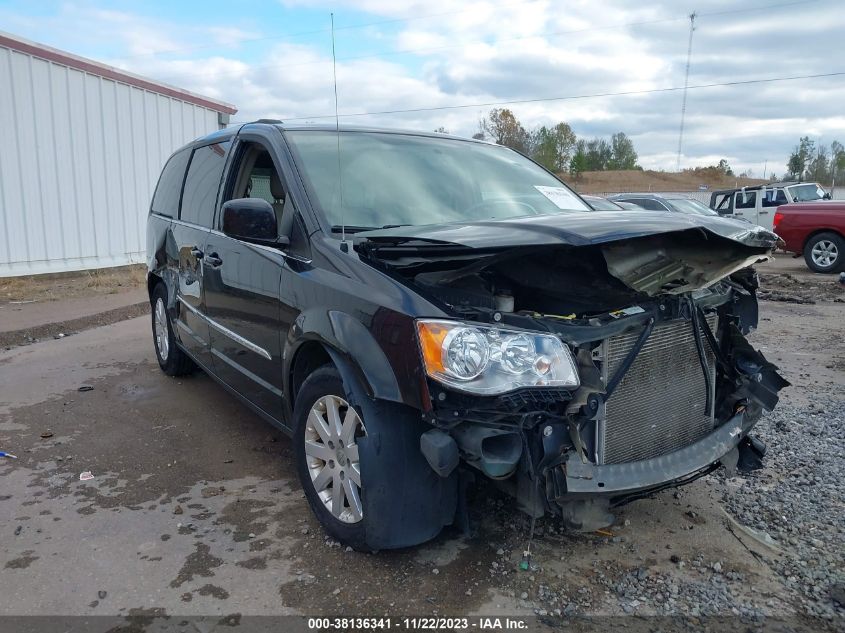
[355,212,789,531]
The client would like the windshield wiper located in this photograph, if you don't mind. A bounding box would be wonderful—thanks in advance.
[331,224,411,233]
[331,225,378,233]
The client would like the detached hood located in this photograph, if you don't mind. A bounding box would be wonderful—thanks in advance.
[354,211,777,298]
[352,210,778,251]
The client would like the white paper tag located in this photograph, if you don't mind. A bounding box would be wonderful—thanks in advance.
[534,186,586,210]
[609,306,646,319]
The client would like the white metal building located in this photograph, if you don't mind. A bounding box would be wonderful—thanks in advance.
[0,32,237,276]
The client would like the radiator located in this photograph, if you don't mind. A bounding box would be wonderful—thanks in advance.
[598,316,717,465]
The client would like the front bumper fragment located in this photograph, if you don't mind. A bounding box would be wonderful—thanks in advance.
[560,411,748,496]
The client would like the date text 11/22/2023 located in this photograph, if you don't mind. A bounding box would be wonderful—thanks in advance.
[307,616,529,630]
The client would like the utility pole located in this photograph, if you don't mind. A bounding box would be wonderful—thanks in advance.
[676,12,696,173]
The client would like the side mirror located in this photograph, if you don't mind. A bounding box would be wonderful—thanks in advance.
[221,198,289,248]
[823,192,831,200]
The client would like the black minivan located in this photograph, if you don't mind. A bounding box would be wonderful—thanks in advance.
[147,121,787,549]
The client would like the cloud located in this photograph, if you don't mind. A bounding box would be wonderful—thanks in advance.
[3,0,842,174]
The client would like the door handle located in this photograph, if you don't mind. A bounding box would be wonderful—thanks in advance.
[205,253,223,267]
[190,247,204,259]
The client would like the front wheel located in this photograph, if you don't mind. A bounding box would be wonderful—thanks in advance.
[293,366,367,549]
[803,232,844,273]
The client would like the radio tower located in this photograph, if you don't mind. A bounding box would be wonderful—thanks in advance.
[676,12,696,173]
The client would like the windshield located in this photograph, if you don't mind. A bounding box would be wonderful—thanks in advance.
[285,131,591,230]
[666,198,719,216]
[787,183,826,202]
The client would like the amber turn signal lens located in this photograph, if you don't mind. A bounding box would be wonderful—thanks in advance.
[416,321,451,374]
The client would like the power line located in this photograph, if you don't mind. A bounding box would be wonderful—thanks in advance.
[253,71,843,122]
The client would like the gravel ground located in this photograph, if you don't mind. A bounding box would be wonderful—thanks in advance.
[719,392,845,621]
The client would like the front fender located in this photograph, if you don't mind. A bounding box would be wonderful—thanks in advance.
[285,307,429,411]
[326,310,402,401]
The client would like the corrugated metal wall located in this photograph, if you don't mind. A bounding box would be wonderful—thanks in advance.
[0,45,223,276]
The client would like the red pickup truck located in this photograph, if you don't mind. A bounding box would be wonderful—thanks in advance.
[773,202,845,273]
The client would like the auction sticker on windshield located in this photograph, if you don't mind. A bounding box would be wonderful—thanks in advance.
[534,185,587,210]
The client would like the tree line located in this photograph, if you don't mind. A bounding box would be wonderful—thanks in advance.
[461,108,640,176]
[436,110,845,185]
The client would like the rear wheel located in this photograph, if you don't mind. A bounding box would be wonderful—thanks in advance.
[294,366,367,549]
[803,232,844,273]
[151,283,196,376]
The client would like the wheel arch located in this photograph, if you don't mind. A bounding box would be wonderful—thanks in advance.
[289,340,334,407]
[285,310,407,412]
[147,271,162,303]
[802,227,844,252]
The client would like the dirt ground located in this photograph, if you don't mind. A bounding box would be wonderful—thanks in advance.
[0,264,146,304]
[0,255,842,631]
[560,169,767,194]
[0,265,148,349]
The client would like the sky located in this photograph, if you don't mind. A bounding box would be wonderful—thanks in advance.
[1,0,843,176]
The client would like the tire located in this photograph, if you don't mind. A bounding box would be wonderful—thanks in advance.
[293,365,367,550]
[151,283,196,376]
[803,232,845,273]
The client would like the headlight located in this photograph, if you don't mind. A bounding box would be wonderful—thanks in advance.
[416,319,579,395]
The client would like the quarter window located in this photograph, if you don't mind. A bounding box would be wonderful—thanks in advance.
[180,141,231,227]
[150,149,191,217]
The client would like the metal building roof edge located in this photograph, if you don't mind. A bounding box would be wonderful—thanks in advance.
[0,30,238,115]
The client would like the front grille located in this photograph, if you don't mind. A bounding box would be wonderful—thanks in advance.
[599,316,717,465]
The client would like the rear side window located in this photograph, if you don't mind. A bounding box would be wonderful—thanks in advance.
[762,188,787,207]
[151,149,191,217]
[180,141,231,227]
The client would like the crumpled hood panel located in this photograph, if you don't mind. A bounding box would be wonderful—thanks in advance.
[353,210,779,250]
[355,210,777,297]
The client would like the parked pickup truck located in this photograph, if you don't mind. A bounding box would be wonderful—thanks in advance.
[773,202,845,273]
[710,182,829,231]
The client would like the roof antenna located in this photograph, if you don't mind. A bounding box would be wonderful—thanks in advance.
[331,13,349,252]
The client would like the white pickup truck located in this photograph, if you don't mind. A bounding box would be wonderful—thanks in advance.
[709,181,830,230]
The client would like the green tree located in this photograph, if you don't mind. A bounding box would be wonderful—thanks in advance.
[806,145,829,182]
[786,136,815,179]
[717,159,734,177]
[433,126,449,134]
[608,132,639,169]
[584,138,612,170]
[569,140,589,178]
[479,108,530,153]
[531,122,577,172]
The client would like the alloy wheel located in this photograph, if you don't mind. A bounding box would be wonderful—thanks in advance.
[811,240,838,268]
[154,297,170,361]
[304,395,365,523]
